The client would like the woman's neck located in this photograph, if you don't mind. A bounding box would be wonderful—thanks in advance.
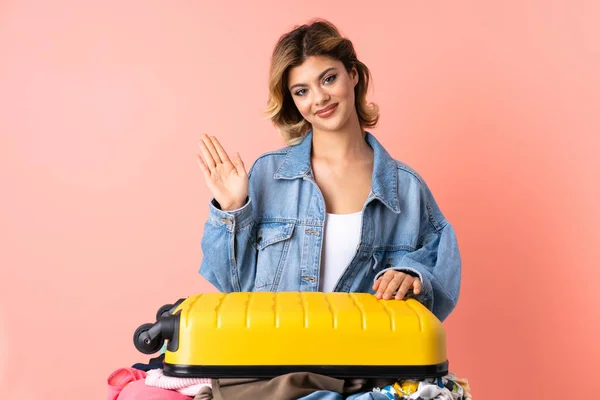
[311,118,371,163]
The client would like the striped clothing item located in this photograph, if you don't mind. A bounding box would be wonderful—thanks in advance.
[145,368,212,397]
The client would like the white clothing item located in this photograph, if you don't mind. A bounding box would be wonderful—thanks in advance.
[407,383,455,399]
[319,211,363,292]
[407,378,464,400]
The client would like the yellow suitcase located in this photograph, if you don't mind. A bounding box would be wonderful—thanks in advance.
[133,292,448,379]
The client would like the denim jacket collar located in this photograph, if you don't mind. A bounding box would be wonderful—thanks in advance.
[274,129,401,213]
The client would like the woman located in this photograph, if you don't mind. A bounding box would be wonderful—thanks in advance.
[196,19,461,322]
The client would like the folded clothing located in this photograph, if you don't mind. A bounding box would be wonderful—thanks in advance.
[118,379,194,400]
[212,373,396,400]
[146,368,212,396]
[107,368,147,400]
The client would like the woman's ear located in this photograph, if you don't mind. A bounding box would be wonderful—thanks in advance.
[351,66,359,87]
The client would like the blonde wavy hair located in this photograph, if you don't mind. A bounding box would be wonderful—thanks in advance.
[265,19,379,145]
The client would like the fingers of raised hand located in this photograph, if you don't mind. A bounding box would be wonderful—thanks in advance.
[198,139,217,170]
[210,136,233,166]
[196,153,210,176]
[231,151,247,176]
[198,134,231,169]
[202,134,222,164]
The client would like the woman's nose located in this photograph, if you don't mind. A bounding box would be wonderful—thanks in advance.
[314,88,330,106]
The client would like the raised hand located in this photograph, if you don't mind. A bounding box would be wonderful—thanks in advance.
[196,134,248,211]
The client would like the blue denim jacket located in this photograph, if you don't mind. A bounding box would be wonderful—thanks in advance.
[199,130,461,322]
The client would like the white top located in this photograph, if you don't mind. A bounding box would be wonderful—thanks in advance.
[319,211,363,292]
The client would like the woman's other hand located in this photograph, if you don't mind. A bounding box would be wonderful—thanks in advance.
[373,270,422,300]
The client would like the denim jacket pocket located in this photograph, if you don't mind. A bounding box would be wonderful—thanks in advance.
[253,221,296,290]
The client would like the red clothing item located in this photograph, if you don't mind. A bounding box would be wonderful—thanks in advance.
[117,379,193,400]
[107,368,147,400]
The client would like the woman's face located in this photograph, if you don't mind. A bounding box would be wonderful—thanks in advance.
[287,55,359,133]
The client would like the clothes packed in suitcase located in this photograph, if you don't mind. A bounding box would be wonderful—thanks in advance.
[130,292,472,399]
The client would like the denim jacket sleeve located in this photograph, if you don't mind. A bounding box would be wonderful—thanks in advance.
[374,179,462,322]
[199,194,258,293]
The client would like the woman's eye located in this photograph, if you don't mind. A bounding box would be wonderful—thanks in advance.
[324,74,337,84]
[294,89,306,96]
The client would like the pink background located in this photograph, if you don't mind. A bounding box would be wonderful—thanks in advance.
[1,1,599,399]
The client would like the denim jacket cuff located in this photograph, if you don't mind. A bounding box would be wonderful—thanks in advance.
[208,197,253,232]
[373,266,433,307]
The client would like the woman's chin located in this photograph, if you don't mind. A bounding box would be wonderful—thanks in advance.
[313,116,348,133]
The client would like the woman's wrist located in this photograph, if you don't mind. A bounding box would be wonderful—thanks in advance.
[220,198,247,211]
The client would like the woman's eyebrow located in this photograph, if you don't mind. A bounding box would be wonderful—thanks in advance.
[289,67,337,91]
